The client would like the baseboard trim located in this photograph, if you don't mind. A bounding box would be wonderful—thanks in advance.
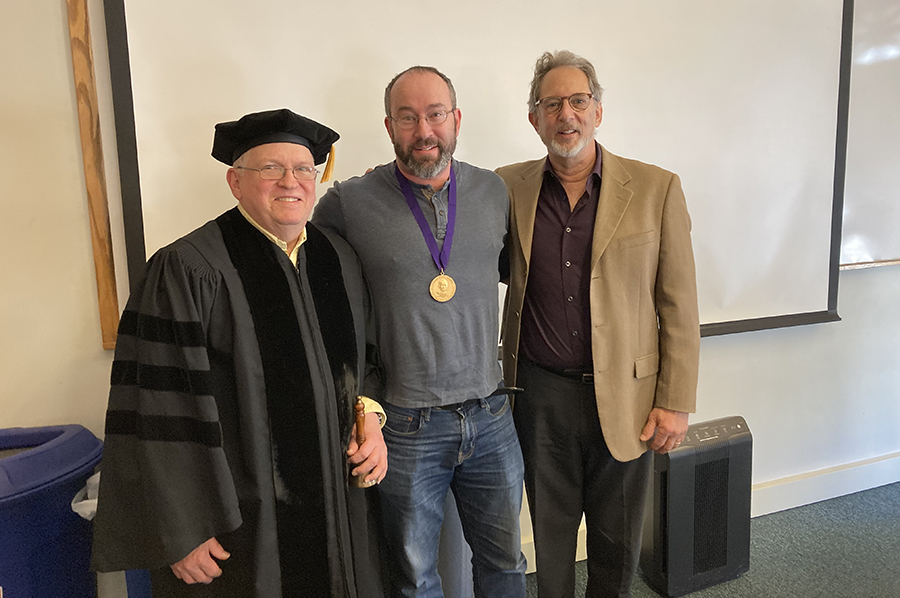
[750,452,900,516]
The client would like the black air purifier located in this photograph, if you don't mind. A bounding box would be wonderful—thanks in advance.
[640,416,752,597]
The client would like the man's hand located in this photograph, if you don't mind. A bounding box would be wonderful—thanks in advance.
[640,407,689,454]
[171,537,230,584]
[347,411,388,485]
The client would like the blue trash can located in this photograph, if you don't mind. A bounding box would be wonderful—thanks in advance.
[0,425,103,597]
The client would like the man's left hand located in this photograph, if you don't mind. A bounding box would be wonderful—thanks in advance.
[347,412,388,484]
[640,407,689,454]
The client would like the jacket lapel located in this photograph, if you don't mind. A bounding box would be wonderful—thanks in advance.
[510,158,547,266]
[590,146,633,273]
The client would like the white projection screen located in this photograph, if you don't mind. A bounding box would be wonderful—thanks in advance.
[103,0,850,335]
[841,0,900,266]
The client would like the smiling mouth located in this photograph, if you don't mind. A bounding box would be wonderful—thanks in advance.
[275,197,302,202]
[412,136,440,152]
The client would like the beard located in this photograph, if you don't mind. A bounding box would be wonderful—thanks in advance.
[542,123,598,159]
[394,133,457,180]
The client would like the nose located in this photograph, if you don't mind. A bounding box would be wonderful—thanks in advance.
[414,117,434,138]
[558,99,577,120]
[278,169,300,188]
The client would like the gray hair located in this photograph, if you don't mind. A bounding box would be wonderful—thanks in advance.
[527,50,604,113]
[384,66,457,117]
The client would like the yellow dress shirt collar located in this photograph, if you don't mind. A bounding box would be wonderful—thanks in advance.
[237,204,306,266]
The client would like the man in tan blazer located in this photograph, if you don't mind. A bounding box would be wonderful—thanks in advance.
[496,51,700,598]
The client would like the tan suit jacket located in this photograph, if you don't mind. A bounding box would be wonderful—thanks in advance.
[497,146,700,462]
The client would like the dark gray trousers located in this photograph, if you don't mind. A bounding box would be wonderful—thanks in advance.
[515,359,651,598]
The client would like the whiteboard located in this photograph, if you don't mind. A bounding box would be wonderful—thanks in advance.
[841,0,900,265]
[105,0,847,330]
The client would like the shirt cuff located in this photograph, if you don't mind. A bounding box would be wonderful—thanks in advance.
[359,396,386,428]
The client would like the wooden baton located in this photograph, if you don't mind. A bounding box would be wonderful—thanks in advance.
[351,397,372,488]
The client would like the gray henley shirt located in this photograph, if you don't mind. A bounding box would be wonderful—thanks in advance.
[312,160,507,408]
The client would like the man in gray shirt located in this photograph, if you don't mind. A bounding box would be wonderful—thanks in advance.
[313,66,526,598]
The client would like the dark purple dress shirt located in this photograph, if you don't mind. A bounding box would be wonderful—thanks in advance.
[520,144,603,371]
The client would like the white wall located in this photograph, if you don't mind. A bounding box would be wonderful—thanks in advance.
[2,0,898,586]
[0,0,116,437]
[699,264,900,515]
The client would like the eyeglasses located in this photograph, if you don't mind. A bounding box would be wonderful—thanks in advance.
[534,93,595,115]
[234,165,319,181]
[390,109,454,130]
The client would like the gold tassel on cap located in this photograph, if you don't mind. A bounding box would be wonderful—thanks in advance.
[321,145,336,183]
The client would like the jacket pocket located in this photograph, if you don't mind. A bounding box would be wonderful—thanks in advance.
[618,229,658,249]
[634,353,660,379]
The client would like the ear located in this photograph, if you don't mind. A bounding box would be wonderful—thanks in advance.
[452,108,462,137]
[528,110,540,133]
[226,168,242,200]
[594,102,603,128]
[384,116,395,143]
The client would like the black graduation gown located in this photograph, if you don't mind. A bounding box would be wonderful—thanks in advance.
[92,209,383,597]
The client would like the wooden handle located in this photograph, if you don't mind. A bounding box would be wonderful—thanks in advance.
[354,397,367,445]
[351,397,371,488]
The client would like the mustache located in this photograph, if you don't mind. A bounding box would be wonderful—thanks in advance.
[412,137,441,149]
[555,123,581,134]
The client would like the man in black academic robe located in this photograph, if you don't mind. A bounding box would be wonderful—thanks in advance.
[92,109,386,597]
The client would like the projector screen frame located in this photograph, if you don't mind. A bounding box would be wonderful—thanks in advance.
[100,0,853,339]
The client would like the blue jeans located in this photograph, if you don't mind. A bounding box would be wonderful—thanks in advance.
[378,393,527,598]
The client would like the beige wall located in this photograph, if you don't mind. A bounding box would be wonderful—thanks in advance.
[0,0,117,437]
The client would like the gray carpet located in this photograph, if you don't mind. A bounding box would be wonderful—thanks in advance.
[526,481,900,598]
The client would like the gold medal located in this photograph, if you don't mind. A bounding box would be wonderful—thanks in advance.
[429,273,456,302]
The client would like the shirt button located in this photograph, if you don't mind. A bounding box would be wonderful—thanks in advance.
[566,227,572,233]
[567,296,574,302]
[439,210,445,215]
[565,260,571,267]
[572,331,578,337]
